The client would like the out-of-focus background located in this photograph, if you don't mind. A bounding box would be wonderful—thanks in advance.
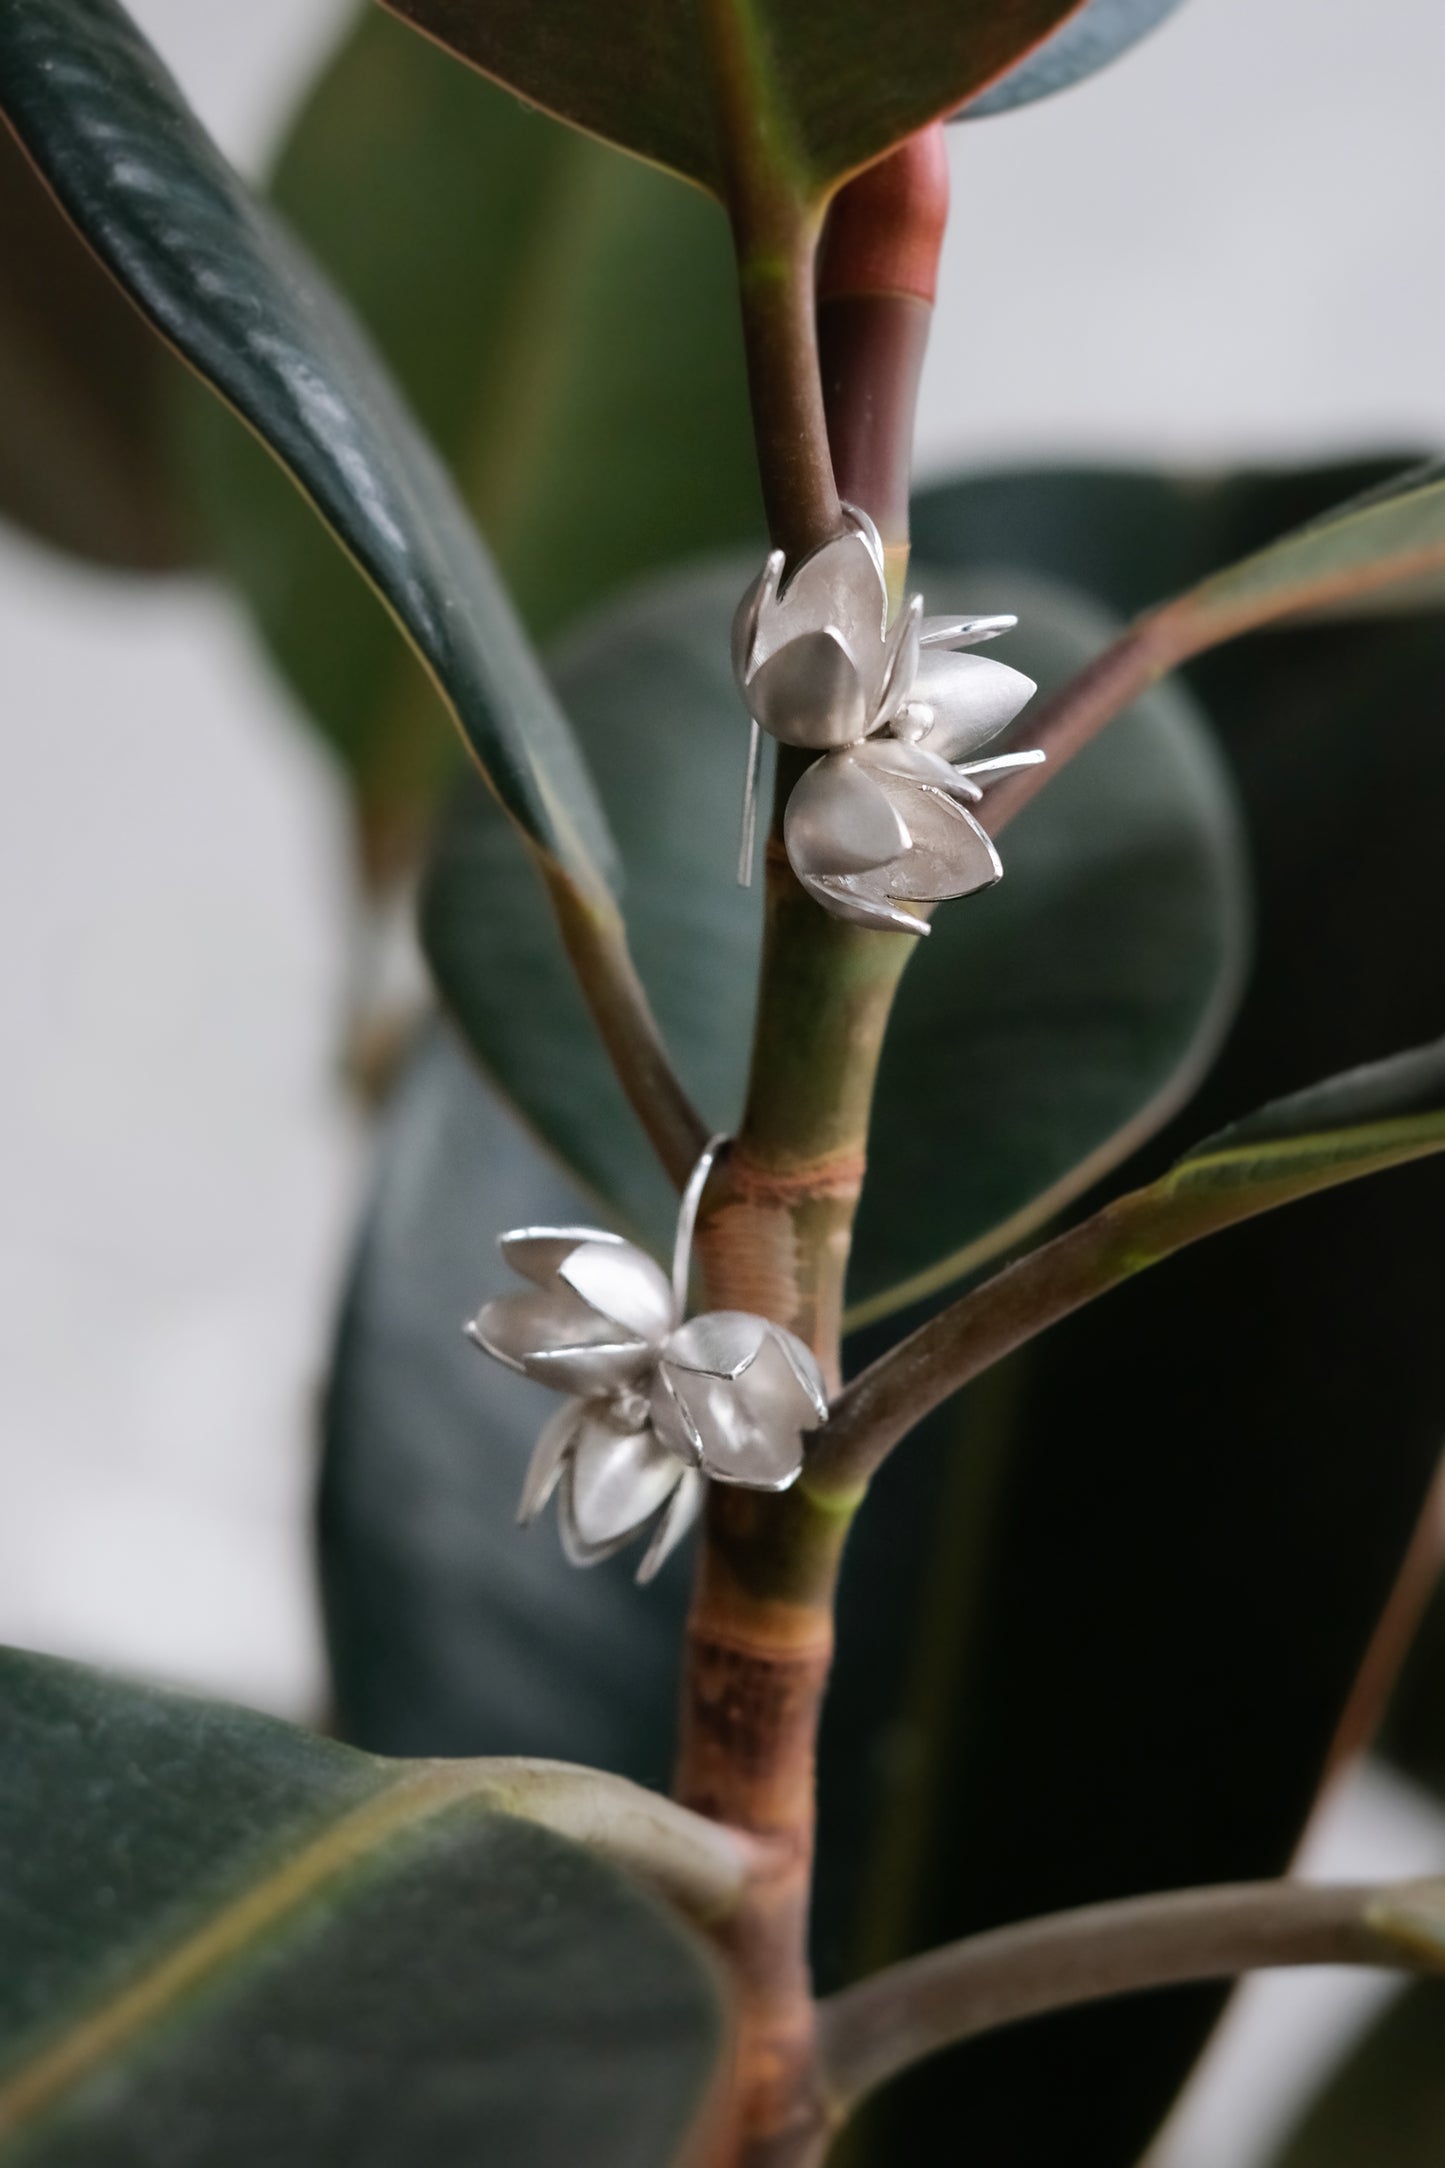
[3,2,1444,2161]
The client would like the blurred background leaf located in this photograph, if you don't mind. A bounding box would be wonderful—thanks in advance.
[959,0,1192,120]
[912,457,1419,625]
[0,120,191,568]
[0,1647,728,2167]
[181,6,760,875]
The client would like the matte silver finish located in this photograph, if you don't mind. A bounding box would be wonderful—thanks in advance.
[732,521,1044,931]
[651,1312,827,1491]
[468,1142,830,1581]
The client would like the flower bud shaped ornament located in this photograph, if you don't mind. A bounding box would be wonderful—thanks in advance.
[733,508,1046,934]
[466,1140,828,1582]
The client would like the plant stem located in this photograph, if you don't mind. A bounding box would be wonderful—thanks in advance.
[675,125,952,2164]
[817,123,948,598]
[816,1876,1445,2115]
[701,0,841,563]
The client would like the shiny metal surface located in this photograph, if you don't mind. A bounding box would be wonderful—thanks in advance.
[732,521,1044,930]
[468,1140,829,1580]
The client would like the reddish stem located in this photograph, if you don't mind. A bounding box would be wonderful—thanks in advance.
[817,124,949,587]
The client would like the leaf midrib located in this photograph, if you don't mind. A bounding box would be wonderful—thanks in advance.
[0,1763,498,2139]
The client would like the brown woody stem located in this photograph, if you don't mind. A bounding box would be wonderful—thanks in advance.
[675,129,951,2166]
[816,1876,1445,2115]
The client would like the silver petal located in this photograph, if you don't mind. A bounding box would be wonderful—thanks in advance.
[661,1310,771,1381]
[561,1414,686,1563]
[753,527,887,670]
[499,1226,613,1289]
[841,501,887,583]
[747,627,871,750]
[796,868,930,937]
[897,650,1037,763]
[653,1317,823,1489]
[764,1323,830,1424]
[871,595,922,730]
[557,1237,675,1343]
[956,749,1047,783]
[871,789,1002,903]
[852,735,982,803]
[523,1339,662,1396]
[470,1288,654,1395]
[517,1399,583,1525]
[919,612,1017,650]
[654,1326,816,1491]
[635,1467,706,1584]
[785,754,912,878]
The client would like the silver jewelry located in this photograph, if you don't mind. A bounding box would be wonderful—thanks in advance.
[733,507,1045,933]
[465,1138,828,1582]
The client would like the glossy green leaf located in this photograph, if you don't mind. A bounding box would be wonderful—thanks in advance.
[1271,1985,1445,2168]
[380,0,1091,207]
[1171,457,1445,638]
[0,120,189,567]
[183,7,759,848]
[0,0,614,893]
[423,559,1246,1316]
[0,1647,728,2165]
[912,455,1421,626]
[960,0,1190,119]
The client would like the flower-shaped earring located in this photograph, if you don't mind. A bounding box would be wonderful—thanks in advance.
[733,508,1046,934]
[466,1140,828,1582]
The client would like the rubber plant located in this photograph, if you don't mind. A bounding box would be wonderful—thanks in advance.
[4,1,1445,2164]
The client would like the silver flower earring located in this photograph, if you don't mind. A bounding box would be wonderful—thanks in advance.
[732,507,1045,934]
[465,1139,828,1582]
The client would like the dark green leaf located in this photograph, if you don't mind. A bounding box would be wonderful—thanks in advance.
[380,0,1092,207]
[1270,1985,1445,2168]
[0,0,614,891]
[912,456,1422,626]
[183,8,760,846]
[423,559,1246,1317]
[960,0,1190,119]
[854,568,1247,1317]
[1172,456,1445,636]
[0,1647,727,2166]
[0,121,189,567]
[836,572,1445,2162]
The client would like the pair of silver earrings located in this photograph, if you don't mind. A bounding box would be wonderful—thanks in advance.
[469,523,1040,1575]
[467,1139,827,1581]
[732,507,1043,934]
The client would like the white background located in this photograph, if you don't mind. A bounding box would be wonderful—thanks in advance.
[2,3,1444,2161]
